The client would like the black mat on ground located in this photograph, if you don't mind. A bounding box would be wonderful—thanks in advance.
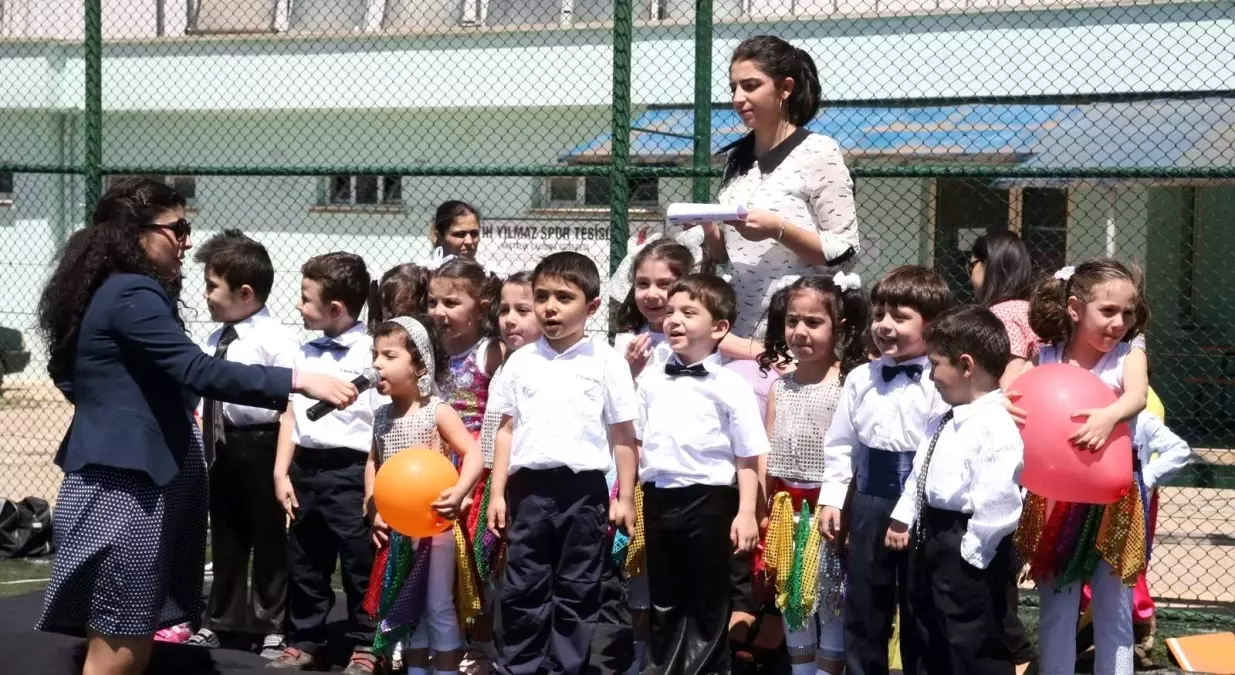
[0,590,356,673]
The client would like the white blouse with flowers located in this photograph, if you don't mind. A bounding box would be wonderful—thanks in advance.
[717,128,859,339]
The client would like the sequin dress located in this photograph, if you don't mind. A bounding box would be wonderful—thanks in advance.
[763,374,846,635]
[1014,342,1149,586]
[364,400,483,653]
[442,339,503,584]
[442,340,492,435]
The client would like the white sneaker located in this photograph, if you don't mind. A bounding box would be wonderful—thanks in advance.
[260,633,286,660]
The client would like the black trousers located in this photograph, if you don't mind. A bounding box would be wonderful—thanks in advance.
[285,446,375,653]
[908,507,1017,675]
[844,492,916,675]
[643,483,738,675]
[498,467,608,675]
[204,425,288,635]
[588,531,634,675]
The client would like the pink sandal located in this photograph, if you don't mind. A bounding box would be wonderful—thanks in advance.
[153,622,193,643]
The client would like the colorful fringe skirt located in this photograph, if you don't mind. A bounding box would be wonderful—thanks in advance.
[760,479,845,631]
[619,483,644,575]
[466,468,506,583]
[363,524,486,654]
[1014,466,1151,587]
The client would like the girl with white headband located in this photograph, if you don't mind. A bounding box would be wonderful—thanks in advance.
[362,315,485,675]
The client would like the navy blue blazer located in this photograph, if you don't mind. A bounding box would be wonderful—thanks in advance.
[55,273,293,486]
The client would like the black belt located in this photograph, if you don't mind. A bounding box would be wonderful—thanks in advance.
[921,505,970,531]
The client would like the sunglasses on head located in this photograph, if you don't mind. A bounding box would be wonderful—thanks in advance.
[142,218,192,242]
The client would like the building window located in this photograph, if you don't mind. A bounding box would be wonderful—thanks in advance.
[327,175,403,207]
[468,0,657,26]
[1021,187,1068,278]
[106,175,197,204]
[543,176,658,209]
[188,0,281,33]
[933,178,1067,297]
[0,172,13,203]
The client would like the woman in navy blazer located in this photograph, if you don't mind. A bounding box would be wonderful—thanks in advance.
[35,178,358,675]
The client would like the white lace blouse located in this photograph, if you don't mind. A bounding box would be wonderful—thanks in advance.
[717,129,859,338]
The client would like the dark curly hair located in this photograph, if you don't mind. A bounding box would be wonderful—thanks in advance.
[615,239,696,334]
[758,275,871,378]
[38,177,186,385]
[372,314,450,387]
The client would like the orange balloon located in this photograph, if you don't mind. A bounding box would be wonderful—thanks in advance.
[1013,363,1133,505]
[374,447,459,538]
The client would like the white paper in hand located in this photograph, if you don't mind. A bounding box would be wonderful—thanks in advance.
[665,203,747,225]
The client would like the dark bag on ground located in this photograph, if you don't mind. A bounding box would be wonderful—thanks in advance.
[0,497,54,559]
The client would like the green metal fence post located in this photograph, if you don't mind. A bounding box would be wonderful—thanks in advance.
[609,0,635,274]
[84,0,103,219]
[692,0,714,203]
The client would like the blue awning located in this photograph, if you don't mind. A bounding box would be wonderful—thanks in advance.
[560,98,1235,179]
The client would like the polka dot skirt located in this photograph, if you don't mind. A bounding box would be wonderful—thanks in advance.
[37,429,209,637]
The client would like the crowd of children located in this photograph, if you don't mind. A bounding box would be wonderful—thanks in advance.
[185,223,1192,675]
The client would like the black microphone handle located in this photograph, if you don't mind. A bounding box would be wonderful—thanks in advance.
[305,399,337,422]
[305,371,375,422]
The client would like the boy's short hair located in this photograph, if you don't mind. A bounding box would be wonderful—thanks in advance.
[192,229,275,302]
[668,274,738,325]
[870,265,952,322]
[533,252,601,301]
[924,304,1011,380]
[301,252,370,319]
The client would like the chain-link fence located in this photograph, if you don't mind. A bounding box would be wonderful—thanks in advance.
[1,0,1233,630]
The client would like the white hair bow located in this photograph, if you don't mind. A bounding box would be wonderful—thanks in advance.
[423,247,455,271]
[1054,265,1075,282]
[833,271,862,292]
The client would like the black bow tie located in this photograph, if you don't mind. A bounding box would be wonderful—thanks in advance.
[881,363,923,383]
[665,362,708,378]
[312,338,349,352]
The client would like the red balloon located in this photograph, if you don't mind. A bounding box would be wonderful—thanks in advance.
[1013,363,1133,504]
[374,447,459,538]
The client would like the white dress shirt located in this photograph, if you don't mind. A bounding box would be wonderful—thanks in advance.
[290,322,389,453]
[1134,411,1192,490]
[890,390,1025,569]
[819,355,948,509]
[493,336,638,473]
[202,308,300,427]
[636,353,770,488]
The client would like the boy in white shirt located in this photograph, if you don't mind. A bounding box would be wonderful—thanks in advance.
[271,252,388,674]
[188,230,300,656]
[636,273,766,675]
[885,305,1025,675]
[487,252,639,675]
[818,265,952,675]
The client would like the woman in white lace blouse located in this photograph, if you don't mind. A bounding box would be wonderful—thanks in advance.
[702,36,860,356]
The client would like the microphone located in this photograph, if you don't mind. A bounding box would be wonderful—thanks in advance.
[306,368,379,421]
